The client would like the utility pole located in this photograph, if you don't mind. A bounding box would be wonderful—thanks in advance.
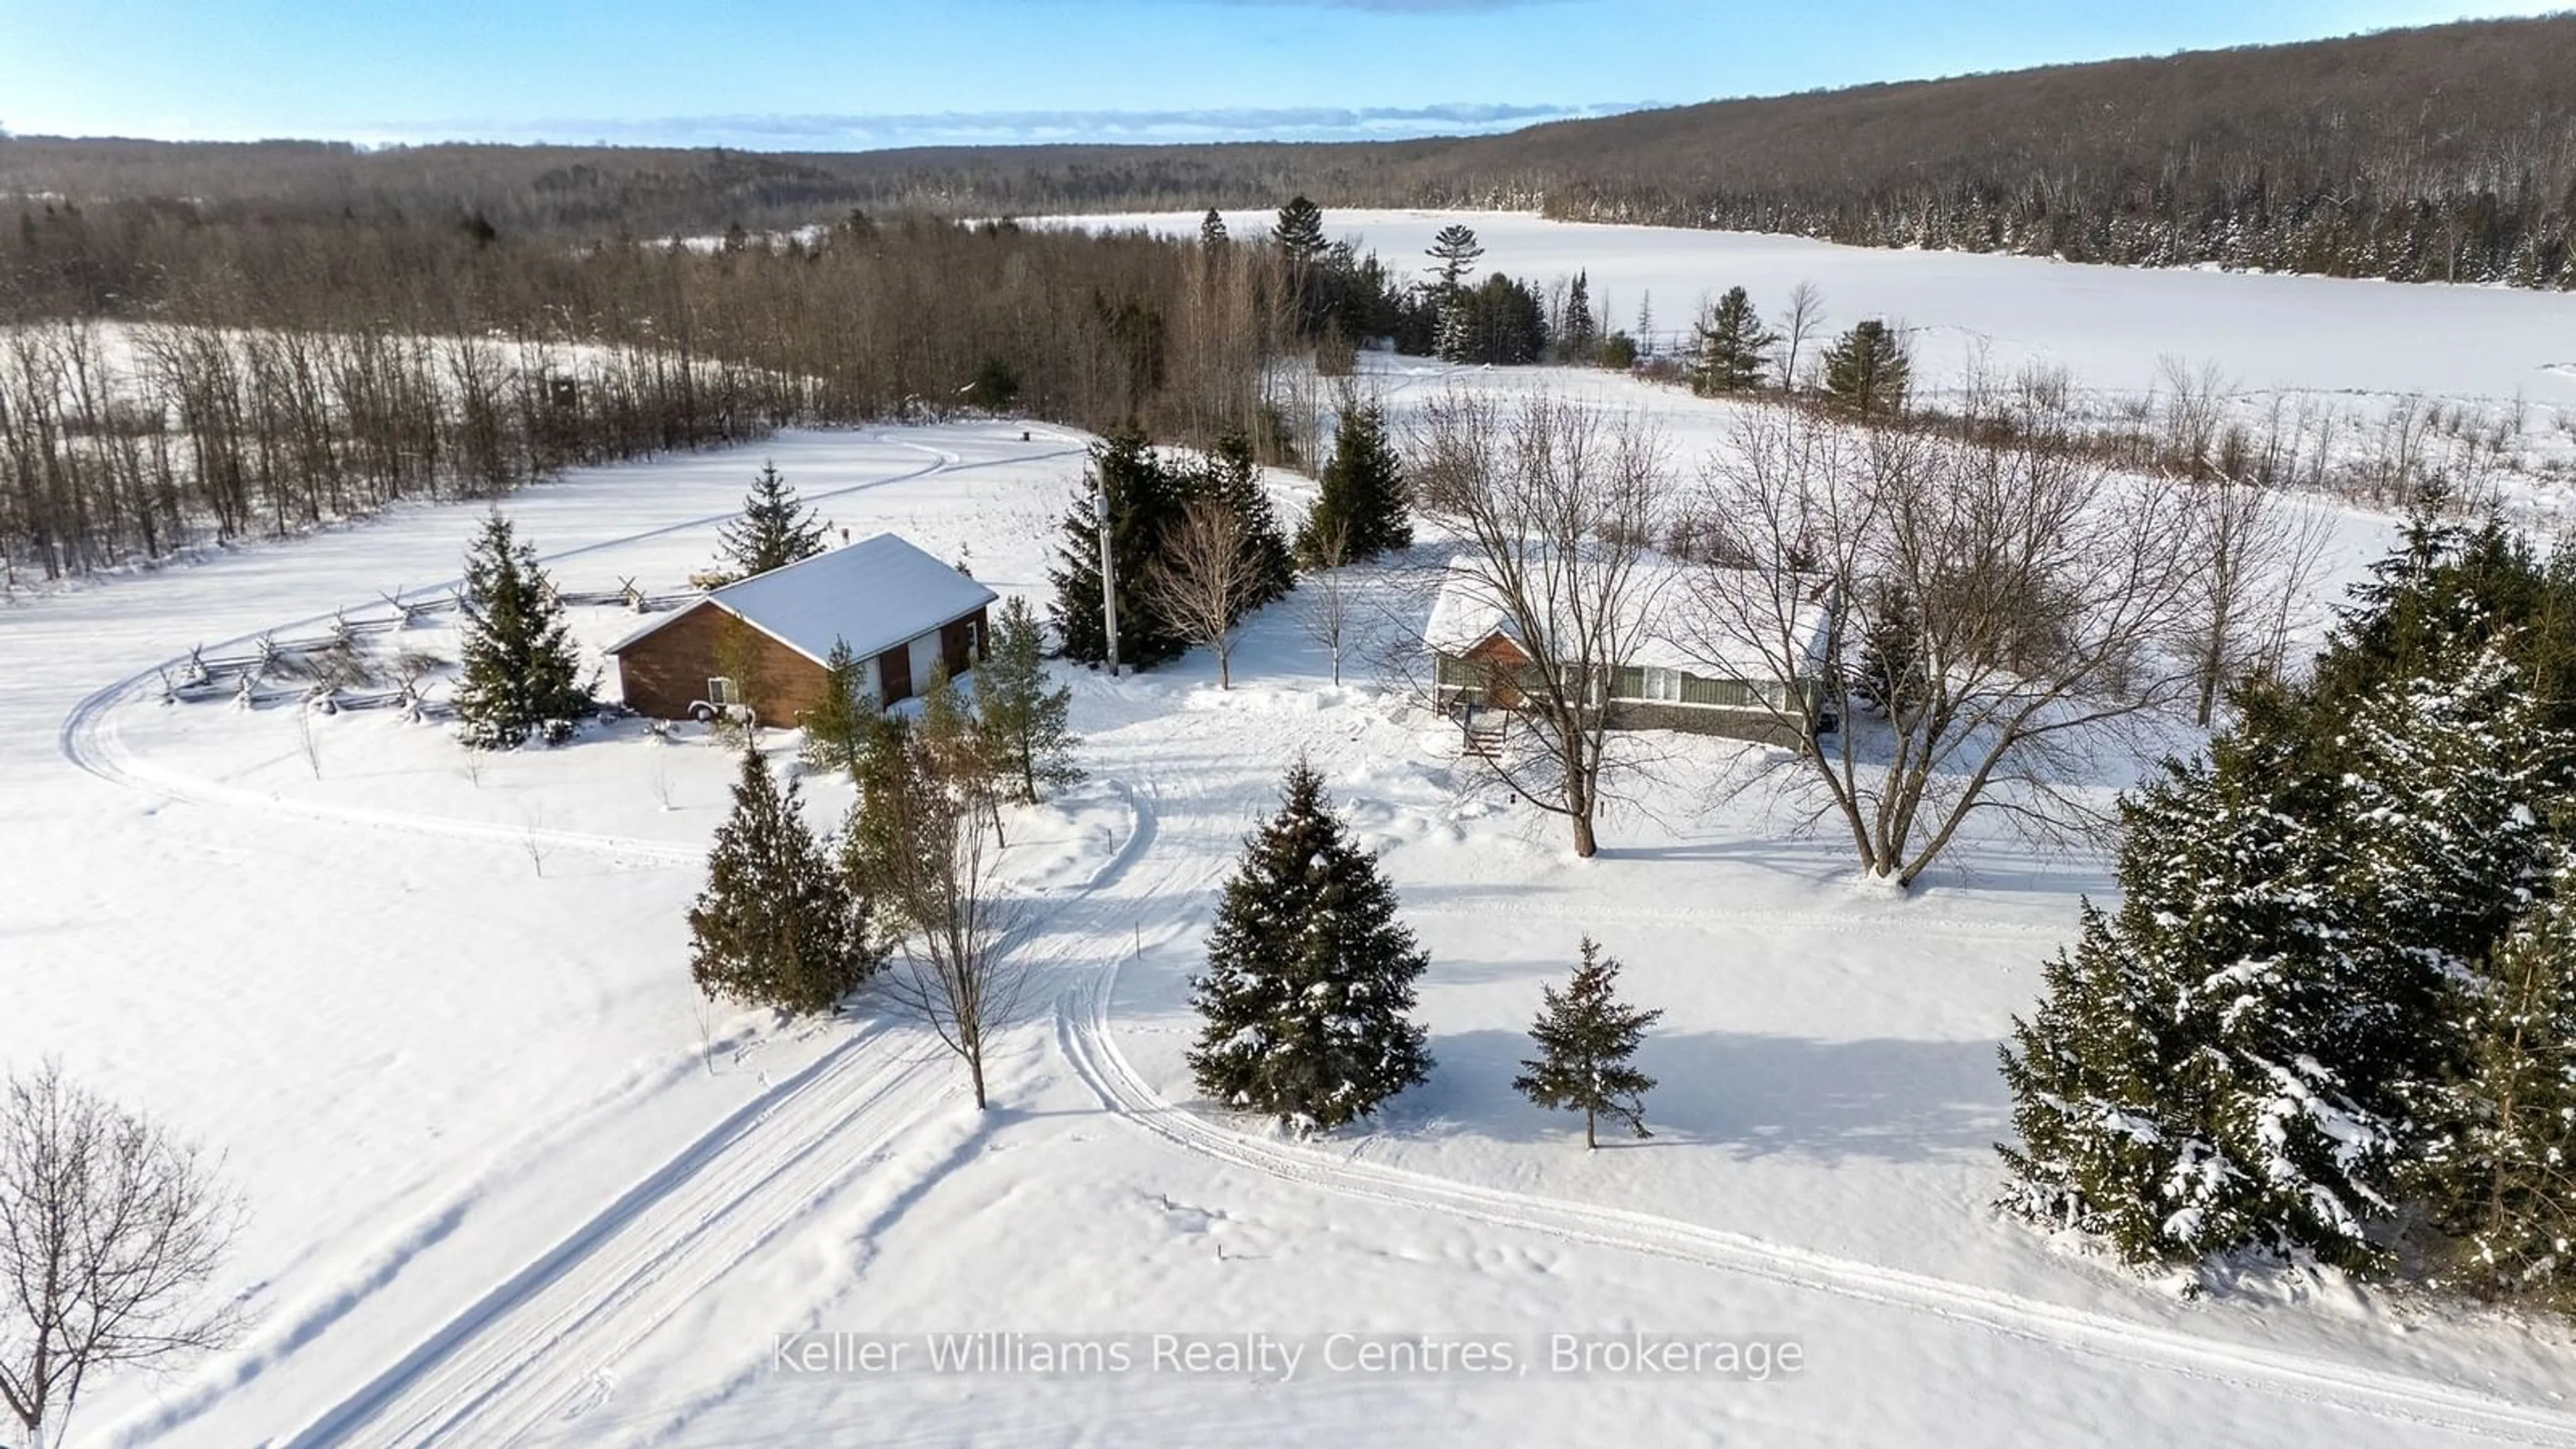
[1095,472,1122,674]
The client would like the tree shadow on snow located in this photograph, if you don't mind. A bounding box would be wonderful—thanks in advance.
[1391,1027,2006,1164]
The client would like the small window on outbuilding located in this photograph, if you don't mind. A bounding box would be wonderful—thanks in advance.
[707,677,738,706]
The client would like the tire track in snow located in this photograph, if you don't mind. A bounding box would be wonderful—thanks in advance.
[271,765,1163,1446]
[1052,744,2576,1448]
[283,1030,948,1448]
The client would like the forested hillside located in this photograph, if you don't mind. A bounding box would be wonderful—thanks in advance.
[7,15,2576,287]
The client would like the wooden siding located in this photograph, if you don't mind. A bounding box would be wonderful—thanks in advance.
[616,600,991,720]
[613,600,832,723]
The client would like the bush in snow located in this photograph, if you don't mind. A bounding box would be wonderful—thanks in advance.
[451,513,594,751]
[1187,759,1432,1134]
[689,745,882,1018]
[1513,936,1663,1149]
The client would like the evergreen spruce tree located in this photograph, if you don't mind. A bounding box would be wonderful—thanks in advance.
[1853,578,1927,721]
[798,638,874,782]
[1193,432,1295,611]
[2416,847,2576,1312]
[688,747,881,1017]
[2330,643,2574,1103]
[1432,296,1473,364]
[1821,319,1911,418]
[1187,761,1434,1134]
[1998,725,2401,1267]
[1513,937,1664,1148]
[1049,427,1187,667]
[1297,402,1409,564]
[1689,286,1778,394]
[975,596,1081,804]
[1200,208,1228,250]
[453,513,594,750]
[1561,271,1599,364]
[718,462,828,580]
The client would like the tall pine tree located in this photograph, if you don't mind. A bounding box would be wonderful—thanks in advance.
[453,513,593,750]
[1560,271,1599,364]
[1513,937,1663,1148]
[1426,223,1484,293]
[974,595,1081,804]
[1049,428,1188,667]
[1188,761,1433,1133]
[718,462,828,580]
[689,747,882,1017]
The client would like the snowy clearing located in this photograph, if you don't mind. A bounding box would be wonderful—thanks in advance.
[7,242,2576,1446]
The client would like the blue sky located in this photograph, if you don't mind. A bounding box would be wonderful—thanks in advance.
[0,1,2560,150]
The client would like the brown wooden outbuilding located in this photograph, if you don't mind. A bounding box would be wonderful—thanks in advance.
[606,533,998,724]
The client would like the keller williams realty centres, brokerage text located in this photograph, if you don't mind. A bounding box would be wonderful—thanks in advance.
[771,1330,1809,1384]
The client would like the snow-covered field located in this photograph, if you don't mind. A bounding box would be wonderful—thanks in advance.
[1077,209,2576,523]
[9,227,2576,1448]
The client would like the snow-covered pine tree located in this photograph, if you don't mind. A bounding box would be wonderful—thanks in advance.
[453,513,594,750]
[689,746,881,1016]
[1433,294,1472,365]
[1999,722,2397,1268]
[1688,286,1777,394]
[1187,760,1433,1134]
[1049,428,1187,667]
[2415,847,2576,1312]
[798,638,874,783]
[1200,208,1228,250]
[1297,402,1409,565]
[1513,936,1664,1148]
[2330,641,2574,1107]
[974,595,1081,804]
[717,462,827,580]
[1193,432,1294,612]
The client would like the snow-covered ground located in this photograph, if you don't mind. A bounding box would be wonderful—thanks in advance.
[8,244,2576,1446]
[1075,208,2576,525]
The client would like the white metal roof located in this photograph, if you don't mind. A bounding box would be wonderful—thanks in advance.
[608,533,998,665]
[1424,550,1833,682]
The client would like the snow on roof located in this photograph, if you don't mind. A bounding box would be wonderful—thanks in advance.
[1424,550,1834,682]
[608,533,997,665]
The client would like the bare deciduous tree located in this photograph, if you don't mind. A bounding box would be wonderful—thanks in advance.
[1297,516,1354,686]
[1144,498,1257,690]
[1413,389,1666,858]
[2,1061,239,1449]
[1688,400,2203,887]
[850,719,1028,1110]
[1776,280,1826,392]
[2176,474,2333,726]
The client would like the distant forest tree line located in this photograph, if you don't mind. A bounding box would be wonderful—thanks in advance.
[7,15,2575,288]
[0,201,1433,580]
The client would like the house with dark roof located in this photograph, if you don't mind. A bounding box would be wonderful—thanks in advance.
[606,533,997,723]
